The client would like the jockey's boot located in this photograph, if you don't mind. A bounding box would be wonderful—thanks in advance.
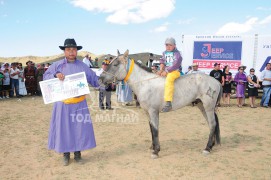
[74,151,83,164]
[161,101,172,113]
[63,152,70,166]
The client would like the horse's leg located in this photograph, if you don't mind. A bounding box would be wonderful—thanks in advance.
[197,102,216,147]
[202,109,217,155]
[148,109,160,159]
[197,102,208,122]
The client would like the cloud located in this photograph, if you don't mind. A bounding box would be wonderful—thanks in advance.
[70,0,175,24]
[216,15,271,35]
[151,23,169,33]
[256,7,271,11]
[259,15,271,24]
[177,18,194,25]
[0,1,4,5]
[16,19,29,24]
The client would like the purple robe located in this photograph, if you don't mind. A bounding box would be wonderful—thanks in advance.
[234,72,247,98]
[43,58,100,153]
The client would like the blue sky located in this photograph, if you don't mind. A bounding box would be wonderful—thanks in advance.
[1,0,271,57]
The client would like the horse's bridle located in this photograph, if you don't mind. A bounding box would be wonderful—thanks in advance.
[101,56,131,84]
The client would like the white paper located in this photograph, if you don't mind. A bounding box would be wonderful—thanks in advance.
[39,72,90,104]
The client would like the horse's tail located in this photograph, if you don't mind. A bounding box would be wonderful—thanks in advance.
[214,84,222,145]
[215,84,223,108]
[214,112,221,145]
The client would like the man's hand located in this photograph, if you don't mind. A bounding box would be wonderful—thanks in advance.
[56,73,65,81]
[161,71,168,77]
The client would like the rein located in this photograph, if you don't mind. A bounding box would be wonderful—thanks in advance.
[102,57,160,84]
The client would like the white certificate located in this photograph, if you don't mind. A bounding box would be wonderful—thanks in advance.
[40,72,90,104]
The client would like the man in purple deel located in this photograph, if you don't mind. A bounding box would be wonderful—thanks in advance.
[43,38,100,166]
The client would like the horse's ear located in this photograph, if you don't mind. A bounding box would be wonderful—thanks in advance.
[123,49,129,58]
[117,49,120,56]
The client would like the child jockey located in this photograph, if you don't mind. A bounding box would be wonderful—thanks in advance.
[157,37,182,112]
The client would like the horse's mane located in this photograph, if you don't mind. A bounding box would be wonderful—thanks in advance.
[134,60,153,73]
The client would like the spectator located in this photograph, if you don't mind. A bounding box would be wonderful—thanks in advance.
[209,63,224,85]
[260,63,271,108]
[234,66,247,107]
[222,65,232,106]
[146,53,154,68]
[179,66,184,76]
[0,71,4,99]
[96,62,113,110]
[44,63,51,71]
[82,54,94,68]
[2,64,10,98]
[24,60,37,96]
[109,56,113,63]
[151,64,159,73]
[18,63,27,96]
[36,64,45,96]
[104,57,110,65]
[185,66,192,74]
[116,81,133,106]
[94,57,99,67]
[188,63,203,74]
[10,63,21,98]
[247,68,260,108]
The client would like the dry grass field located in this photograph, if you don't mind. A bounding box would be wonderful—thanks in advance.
[0,91,270,179]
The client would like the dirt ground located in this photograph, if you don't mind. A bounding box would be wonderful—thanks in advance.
[0,91,271,179]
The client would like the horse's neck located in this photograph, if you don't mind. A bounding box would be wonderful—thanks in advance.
[126,64,156,95]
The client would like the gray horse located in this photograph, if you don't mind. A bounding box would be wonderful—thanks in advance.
[99,50,222,158]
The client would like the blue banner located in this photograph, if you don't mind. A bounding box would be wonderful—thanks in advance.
[193,41,242,61]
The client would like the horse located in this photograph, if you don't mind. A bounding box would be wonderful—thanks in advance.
[99,50,222,159]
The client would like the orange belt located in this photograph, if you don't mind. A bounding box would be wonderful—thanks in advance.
[62,95,86,104]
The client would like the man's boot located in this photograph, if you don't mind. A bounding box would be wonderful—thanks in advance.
[74,151,83,164]
[63,152,70,166]
[161,101,172,112]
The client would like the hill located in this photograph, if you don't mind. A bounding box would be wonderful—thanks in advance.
[0,52,161,67]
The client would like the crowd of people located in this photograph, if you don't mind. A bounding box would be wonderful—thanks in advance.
[0,61,50,99]
[183,62,271,108]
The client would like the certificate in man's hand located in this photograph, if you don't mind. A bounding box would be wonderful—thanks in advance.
[39,72,90,104]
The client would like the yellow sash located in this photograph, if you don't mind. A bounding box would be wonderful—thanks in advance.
[62,95,86,104]
[124,59,135,83]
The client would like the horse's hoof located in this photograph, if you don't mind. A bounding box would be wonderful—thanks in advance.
[202,149,210,155]
[151,153,159,159]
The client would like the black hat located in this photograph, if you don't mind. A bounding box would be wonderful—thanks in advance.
[214,62,220,67]
[59,38,82,50]
[26,60,32,65]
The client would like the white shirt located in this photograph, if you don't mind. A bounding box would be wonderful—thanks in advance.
[10,68,20,79]
[187,70,204,74]
[83,57,93,68]
[3,71,10,85]
[261,69,271,86]
[96,68,104,77]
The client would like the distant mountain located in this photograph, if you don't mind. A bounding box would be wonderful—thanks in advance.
[0,51,98,66]
[0,51,161,67]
